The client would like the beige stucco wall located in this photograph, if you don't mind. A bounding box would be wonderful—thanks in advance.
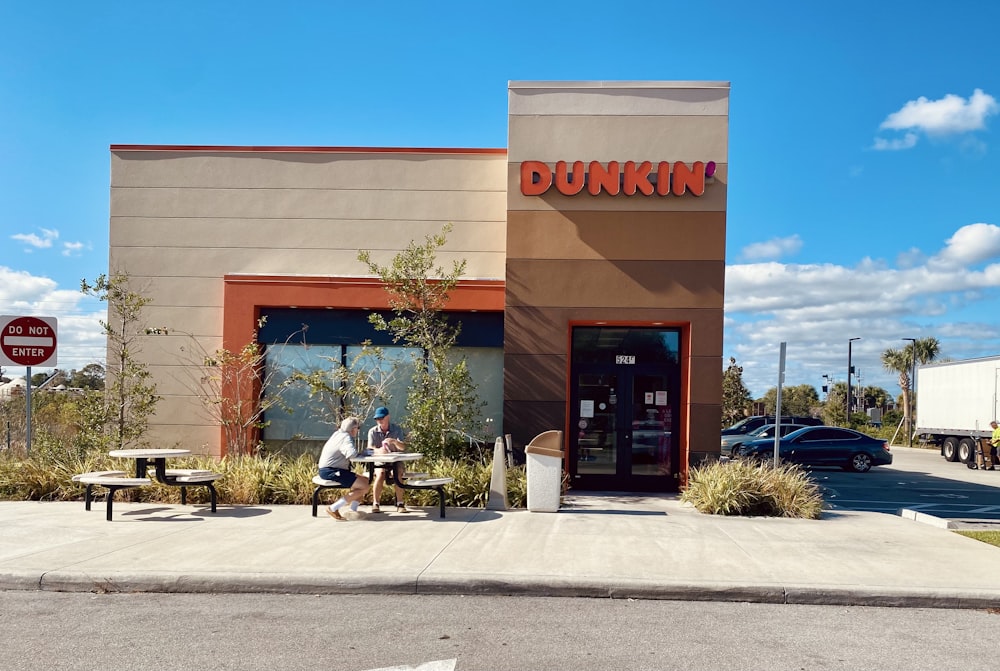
[109,148,507,454]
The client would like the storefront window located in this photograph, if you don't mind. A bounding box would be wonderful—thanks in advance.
[258,308,503,453]
[262,343,503,449]
[263,344,340,442]
[450,346,504,439]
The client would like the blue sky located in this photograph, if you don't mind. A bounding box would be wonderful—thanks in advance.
[2,1,999,399]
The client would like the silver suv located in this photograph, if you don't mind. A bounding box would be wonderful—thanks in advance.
[723,423,810,458]
[722,415,821,437]
[721,416,823,457]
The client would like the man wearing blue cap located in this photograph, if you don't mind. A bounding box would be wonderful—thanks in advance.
[368,406,410,513]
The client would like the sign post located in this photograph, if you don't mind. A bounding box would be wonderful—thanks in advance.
[1,316,58,454]
[774,342,786,467]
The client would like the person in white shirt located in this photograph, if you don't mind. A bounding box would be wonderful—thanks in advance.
[317,417,369,521]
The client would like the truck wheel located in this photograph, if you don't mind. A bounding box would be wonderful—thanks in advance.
[849,453,873,472]
[958,438,976,464]
[942,437,959,462]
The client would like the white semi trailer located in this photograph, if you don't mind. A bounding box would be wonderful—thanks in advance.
[915,355,1000,464]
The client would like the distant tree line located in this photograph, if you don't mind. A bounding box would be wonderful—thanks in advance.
[26,364,106,391]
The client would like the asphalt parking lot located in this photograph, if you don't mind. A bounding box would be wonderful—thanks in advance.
[812,444,1000,527]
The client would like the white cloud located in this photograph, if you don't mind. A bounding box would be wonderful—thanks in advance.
[727,258,1000,317]
[896,247,926,269]
[725,223,1000,396]
[0,266,106,378]
[740,234,802,261]
[873,89,998,152]
[0,266,59,302]
[880,89,998,135]
[931,223,1000,268]
[61,241,89,257]
[11,228,59,250]
[872,132,918,151]
[959,135,988,155]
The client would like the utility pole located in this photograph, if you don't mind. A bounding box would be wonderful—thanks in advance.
[847,338,860,423]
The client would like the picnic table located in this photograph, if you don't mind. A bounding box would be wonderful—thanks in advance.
[311,451,454,518]
[74,449,222,521]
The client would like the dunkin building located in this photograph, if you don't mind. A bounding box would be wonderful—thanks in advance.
[110,81,729,493]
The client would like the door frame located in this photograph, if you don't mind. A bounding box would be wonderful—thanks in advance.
[565,322,687,492]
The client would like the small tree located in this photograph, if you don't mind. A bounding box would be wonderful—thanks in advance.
[80,272,160,451]
[359,224,485,461]
[821,382,848,426]
[722,357,752,427]
[203,337,275,456]
[164,319,306,456]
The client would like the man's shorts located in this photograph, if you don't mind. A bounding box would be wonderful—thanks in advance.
[318,467,358,487]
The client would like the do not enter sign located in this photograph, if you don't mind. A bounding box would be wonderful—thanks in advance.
[0,316,58,367]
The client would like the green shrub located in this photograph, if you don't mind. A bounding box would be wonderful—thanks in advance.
[680,459,824,519]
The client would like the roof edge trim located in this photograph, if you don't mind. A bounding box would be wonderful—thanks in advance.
[110,145,508,155]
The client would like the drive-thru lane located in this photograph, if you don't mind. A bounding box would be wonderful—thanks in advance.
[814,445,1000,524]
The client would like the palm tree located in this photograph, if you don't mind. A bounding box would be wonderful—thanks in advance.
[881,337,941,440]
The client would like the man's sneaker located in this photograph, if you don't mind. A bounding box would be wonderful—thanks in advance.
[327,508,346,521]
[342,509,368,521]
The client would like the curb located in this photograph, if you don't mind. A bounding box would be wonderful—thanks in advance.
[898,508,958,529]
[3,570,999,610]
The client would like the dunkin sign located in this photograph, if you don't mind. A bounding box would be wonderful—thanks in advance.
[520,160,716,197]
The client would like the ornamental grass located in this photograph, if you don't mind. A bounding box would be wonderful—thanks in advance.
[0,448,526,509]
[680,458,824,519]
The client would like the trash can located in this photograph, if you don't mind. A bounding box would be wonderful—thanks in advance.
[524,430,564,512]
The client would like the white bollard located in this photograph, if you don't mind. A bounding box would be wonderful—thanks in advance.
[486,436,508,510]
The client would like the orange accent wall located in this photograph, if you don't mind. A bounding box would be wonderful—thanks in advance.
[221,275,505,453]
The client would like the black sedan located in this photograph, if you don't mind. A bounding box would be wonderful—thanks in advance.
[733,426,893,472]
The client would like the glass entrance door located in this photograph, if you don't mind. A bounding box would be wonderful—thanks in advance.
[569,327,681,492]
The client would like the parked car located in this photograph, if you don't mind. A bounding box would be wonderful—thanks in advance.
[631,419,670,465]
[721,415,822,438]
[733,426,893,472]
[721,423,809,457]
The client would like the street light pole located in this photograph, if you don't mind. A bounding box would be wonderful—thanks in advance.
[847,338,861,424]
[903,338,916,447]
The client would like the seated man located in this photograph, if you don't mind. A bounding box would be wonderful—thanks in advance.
[368,406,410,513]
[317,416,369,521]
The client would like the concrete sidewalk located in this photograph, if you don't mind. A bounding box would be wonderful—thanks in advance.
[2,494,999,609]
